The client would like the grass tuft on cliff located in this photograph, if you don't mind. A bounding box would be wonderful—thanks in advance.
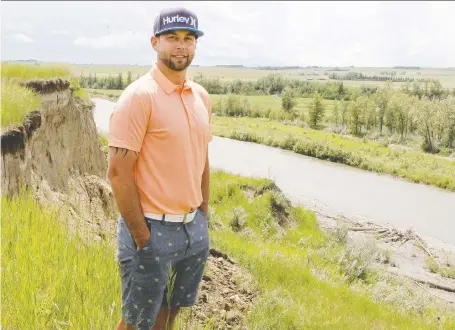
[1,63,87,130]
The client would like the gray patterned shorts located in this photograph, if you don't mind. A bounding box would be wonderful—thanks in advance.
[116,208,210,329]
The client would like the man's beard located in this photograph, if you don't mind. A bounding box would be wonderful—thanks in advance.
[159,53,194,71]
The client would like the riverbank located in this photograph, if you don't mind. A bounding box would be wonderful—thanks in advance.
[211,116,455,191]
[315,207,455,303]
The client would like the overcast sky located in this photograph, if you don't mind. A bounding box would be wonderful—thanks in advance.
[2,1,454,68]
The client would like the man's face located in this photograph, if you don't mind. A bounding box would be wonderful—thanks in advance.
[152,30,197,71]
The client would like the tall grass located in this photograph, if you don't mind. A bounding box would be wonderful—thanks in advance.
[2,172,454,329]
[1,63,86,129]
[2,191,121,328]
[210,94,338,122]
[212,116,455,191]
[2,63,71,80]
[209,171,454,329]
[1,82,41,130]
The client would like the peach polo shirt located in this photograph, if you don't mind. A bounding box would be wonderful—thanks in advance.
[108,65,212,214]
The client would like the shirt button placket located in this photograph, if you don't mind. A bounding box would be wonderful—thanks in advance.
[182,93,193,128]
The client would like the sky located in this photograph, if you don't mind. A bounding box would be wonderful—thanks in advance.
[2,1,454,68]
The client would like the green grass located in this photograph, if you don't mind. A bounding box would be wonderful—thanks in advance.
[210,94,338,121]
[1,63,85,129]
[86,88,123,102]
[1,82,41,130]
[425,257,455,280]
[3,171,454,329]
[212,116,455,191]
[2,63,72,81]
[2,191,121,329]
[208,171,454,328]
[213,233,441,329]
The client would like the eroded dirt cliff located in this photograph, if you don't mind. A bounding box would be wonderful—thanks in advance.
[1,79,117,243]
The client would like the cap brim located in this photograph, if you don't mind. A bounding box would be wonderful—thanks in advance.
[156,27,204,38]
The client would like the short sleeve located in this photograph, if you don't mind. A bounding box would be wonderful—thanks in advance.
[108,90,151,152]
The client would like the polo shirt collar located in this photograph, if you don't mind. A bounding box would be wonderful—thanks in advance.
[151,65,192,94]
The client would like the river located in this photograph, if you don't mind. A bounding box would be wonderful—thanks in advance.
[92,98,455,246]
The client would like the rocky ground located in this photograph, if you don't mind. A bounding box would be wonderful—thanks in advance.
[172,249,257,330]
[191,249,257,329]
[316,209,455,305]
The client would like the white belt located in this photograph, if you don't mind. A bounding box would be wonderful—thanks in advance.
[144,209,197,224]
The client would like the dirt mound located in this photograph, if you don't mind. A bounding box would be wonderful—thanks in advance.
[30,171,118,244]
[189,249,258,329]
[22,78,70,94]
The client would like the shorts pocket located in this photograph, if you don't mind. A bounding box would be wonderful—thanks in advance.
[136,230,154,254]
[117,218,138,262]
[197,208,207,218]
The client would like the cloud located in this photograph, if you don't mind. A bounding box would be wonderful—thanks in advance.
[50,30,71,36]
[1,1,454,67]
[9,33,34,43]
[73,31,149,50]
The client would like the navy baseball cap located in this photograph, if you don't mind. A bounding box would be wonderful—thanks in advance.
[153,7,204,38]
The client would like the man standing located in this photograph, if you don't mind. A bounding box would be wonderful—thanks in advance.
[107,7,212,330]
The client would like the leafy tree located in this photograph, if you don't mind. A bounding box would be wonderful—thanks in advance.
[442,96,455,148]
[126,71,132,86]
[349,96,368,135]
[340,100,349,128]
[117,73,123,90]
[413,97,439,153]
[332,101,340,126]
[282,89,296,112]
[308,93,325,129]
[429,79,443,100]
[374,81,392,134]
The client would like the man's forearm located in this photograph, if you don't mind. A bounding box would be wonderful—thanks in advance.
[110,174,149,248]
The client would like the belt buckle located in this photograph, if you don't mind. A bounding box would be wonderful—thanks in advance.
[183,209,194,224]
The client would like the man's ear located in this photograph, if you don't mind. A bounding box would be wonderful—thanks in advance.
[151,36,159,51]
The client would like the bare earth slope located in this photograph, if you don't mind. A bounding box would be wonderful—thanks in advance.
[1,79,117,243]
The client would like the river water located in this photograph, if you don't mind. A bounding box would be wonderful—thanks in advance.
[92,98,455,246]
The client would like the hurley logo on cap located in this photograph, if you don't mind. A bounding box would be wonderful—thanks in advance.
[162,14,197,28]
[154,8,204,37]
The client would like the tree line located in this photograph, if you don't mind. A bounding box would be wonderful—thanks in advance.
[328,84,455,153]
[213,83,455,153]
[328,72,422,82]
[80,71,455,102]
[298,85,455,153]
[79,72,139,90]
[192,73,353,100]
[192,74,454,100]
[80,71,454,153]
